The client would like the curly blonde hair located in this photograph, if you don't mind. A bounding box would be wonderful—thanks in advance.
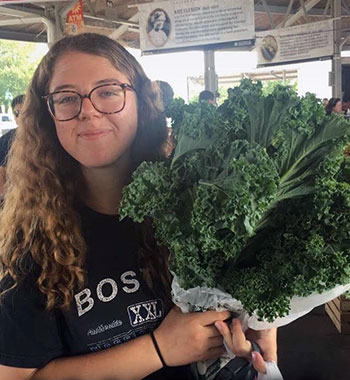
[0,33,169,311]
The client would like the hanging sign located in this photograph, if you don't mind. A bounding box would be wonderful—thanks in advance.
[256,19,334,66]
[138,0,255,54]
[66,0,84,35]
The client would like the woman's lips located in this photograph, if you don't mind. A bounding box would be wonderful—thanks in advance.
[78,130,112,140]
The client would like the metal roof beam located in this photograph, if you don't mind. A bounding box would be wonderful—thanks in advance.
[84,14,139,28]
[279,0,294,28]
[323,0,332,17]
[276,0,322,27]
[255,3,325,16]
[342,0,350,15]
[86,0,96,17]
[0,4,58,44]
[0,28,46,42]
[109,12,138,40]
[261,0,275,28]
[58,0,76,19]
[0,17,43,26]
[300,0,310,22]
[0,4,45,18]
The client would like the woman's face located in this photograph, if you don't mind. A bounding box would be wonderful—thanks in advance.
[154,12,166,30]
[333,100,342,114]
[48,51,138,170]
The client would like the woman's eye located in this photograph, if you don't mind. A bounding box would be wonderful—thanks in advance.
[101,91,117,97]
[56,95,78,104]
[97,87,123,98]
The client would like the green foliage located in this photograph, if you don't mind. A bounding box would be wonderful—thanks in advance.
[119,79,350,321]
[0,40,42,108]
[262,79,298,96]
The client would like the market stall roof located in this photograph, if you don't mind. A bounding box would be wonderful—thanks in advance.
[0,0,349,48]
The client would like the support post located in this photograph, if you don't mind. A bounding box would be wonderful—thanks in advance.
[332,0,342,98]
[204,50,217,95]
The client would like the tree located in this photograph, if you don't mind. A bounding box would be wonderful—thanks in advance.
[0,40,43,111]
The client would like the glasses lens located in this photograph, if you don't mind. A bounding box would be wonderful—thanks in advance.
[49,92,81,121]
[91,84,125,114]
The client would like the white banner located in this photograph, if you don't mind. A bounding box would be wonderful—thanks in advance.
[138,0,254,53]
[256,19,334,66]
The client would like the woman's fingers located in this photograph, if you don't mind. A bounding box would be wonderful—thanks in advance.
[261,347,277,363]
[216,319,252,358]
[230,319,252,357]
[251,351,267,374]
[215,319,268,374]
[200,310,231,326]
[205,324,224,338]
[207,345,226,360]
[214,320,232,343]
[246,327,278,363]
[155,307,234,365]
[208,335,224,347]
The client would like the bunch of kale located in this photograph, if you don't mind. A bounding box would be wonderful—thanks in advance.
[119,80,350,321]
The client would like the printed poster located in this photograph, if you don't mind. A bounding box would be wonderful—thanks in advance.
[256,19,334,66]
[138,0,255,53]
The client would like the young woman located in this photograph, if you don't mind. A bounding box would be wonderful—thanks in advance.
[0,33,277,380]
[325,97,342,115]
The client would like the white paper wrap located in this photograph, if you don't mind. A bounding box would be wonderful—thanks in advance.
[172,275,350,380]
[171,274,350,329]
[258,361,283,380]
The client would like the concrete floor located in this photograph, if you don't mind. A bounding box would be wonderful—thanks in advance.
[277,305,350,380]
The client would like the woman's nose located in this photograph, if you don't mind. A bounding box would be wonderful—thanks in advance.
[78,96,100,119]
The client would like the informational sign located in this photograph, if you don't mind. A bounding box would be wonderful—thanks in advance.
[138,0,255,53]
[256,19,334,66]
[66,0,84,35]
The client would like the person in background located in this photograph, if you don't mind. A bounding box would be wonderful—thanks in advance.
[0,33,276,380]
[325,97,342,116]
[322,98,328,108]
[153,80,175,157]
[199,90,216,104]
[11,94,25,123]
[154,80,174,111]
[0,94,25,196]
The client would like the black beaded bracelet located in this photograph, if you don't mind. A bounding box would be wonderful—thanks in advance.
[150,331,167,368]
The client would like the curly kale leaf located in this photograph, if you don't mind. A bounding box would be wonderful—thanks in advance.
[226,148,350,320]
[120,80,350,321]
[119,161,174,223]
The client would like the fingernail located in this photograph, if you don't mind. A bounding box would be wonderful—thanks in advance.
[215,322,222,331]
[251,351,257,361]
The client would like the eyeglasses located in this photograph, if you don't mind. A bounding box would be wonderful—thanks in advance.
[14,110,20,118]
[42,82,135,122]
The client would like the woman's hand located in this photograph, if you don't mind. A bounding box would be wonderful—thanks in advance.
[246,325,277,372]
[154,306,231,366]
[214,318,277,374]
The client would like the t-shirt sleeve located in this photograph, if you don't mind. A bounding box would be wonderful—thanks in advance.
[0,275,65,368]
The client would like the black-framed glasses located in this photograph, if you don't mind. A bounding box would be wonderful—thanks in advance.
[42,82,135,122]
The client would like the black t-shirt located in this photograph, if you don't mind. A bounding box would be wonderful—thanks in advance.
[0,206,192,379]
[0,129,16,166]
